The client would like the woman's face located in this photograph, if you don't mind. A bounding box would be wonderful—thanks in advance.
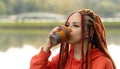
[66,13,82,44]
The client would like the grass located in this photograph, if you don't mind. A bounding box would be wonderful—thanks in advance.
[106,29,120,35]
[0,22,65,36]
[0,29,50,35]
[0,22,64,27]
[0,22,120,35]
[104,22,120,26]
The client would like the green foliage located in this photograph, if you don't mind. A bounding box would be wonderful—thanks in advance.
[0,1,7,15]
[82,0,117,17]
[97,1,116,17]
[0,0,119,16]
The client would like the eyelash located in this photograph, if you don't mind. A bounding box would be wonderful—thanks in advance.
[65,24,80,27]
[74,25,79,27]
[65,24,69,27]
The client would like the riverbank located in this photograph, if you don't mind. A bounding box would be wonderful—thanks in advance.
[0,22,120,51]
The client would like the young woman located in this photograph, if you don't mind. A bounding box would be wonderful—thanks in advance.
[30,9,116,69]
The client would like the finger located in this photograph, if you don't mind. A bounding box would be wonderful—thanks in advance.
[52,31,56,34]
[57,26,64,31]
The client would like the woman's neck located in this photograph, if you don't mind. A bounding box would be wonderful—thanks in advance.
[72,40,88,60]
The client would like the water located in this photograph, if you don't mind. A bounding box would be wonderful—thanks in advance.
[0,44,120,69]
[0,44,38,69]
[108,44,120,69]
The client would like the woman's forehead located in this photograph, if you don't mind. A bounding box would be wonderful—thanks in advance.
[67,13,81,22]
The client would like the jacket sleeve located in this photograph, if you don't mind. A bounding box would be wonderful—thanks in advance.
[30,48,59,69]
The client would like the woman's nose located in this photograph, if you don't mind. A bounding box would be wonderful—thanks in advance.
[68,27,72,32]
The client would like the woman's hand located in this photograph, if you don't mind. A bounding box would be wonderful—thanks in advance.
[43,26,63,52]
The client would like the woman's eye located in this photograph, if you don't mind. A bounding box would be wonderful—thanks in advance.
[65,22,70,27]
[65,24,69,27]
[74,25,80,27]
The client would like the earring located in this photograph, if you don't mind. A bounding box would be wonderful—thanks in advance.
[85,35,89,39]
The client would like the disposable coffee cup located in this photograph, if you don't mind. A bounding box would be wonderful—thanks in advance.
[50,25,71,45]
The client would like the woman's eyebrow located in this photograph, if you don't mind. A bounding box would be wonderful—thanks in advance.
[66,22,80,25]
[66,22,70,24]
[66,22,69,23]
[73,22,80,25]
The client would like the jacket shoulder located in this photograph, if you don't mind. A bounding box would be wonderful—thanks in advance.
[92,56,113,69]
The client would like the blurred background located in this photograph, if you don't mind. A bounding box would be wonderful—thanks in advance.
[0,0,120,69]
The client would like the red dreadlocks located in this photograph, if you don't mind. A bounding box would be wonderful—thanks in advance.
[57,9,116,69]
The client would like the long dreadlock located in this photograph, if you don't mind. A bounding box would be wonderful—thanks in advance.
[57,9,116,69]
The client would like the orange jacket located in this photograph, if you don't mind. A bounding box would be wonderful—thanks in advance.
[30,48,113,69]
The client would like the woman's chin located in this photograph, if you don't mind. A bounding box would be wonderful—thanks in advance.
[66,40,73,44]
